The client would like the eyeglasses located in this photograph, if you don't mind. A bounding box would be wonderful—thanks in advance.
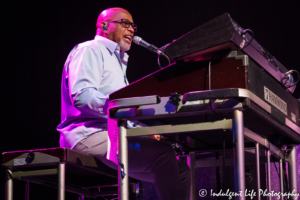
[105,19,137,32]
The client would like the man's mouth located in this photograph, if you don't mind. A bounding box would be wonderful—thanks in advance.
[124,35,133,43]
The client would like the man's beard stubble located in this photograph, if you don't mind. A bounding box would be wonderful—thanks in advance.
[118,39,131,52]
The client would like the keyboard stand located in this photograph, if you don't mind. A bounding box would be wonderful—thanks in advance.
[109,88,299,200]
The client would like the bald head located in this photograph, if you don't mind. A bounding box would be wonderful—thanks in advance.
[95,8,134,52]
[96,8,131,29]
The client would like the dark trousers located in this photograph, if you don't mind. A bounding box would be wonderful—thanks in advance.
[73,131,191,200]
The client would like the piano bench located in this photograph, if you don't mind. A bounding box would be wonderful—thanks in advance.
[2,147,138,200]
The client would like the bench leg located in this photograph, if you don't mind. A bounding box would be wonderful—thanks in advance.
[58,163,66,200]
[5,169,13,200]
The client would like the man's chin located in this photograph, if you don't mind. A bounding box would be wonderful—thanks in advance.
[119,40,131,52]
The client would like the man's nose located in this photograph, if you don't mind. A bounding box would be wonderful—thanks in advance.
[128,25,134,33]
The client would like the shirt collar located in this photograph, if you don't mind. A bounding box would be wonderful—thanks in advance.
[94,35,129,60]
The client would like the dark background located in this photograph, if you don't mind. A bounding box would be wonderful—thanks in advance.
[1,0,300,199]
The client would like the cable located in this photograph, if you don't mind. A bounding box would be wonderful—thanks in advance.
[157,43,173,68]
[271,155,288,200]
[283,159,289,198]
[209,99,218,115]
[281,70,299,93]
[157,52,171,68]
[238,29,254,51]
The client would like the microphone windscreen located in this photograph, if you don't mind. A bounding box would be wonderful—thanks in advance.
[133,36,142,45]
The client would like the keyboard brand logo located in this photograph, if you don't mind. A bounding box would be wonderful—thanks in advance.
[264,86,287,115]
[14,158,26,166]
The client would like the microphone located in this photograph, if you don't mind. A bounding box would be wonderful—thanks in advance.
[133,36,162,55]
[133,35,171,68]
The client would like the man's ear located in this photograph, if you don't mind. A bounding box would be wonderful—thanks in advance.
[101,22,108,31]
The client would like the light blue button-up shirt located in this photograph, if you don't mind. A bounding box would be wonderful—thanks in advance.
[57,35,129,149]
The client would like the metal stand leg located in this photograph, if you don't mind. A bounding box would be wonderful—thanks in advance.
[287,146,298,199]
[187,152,196,200]
[255,143,261,200]
[279,159,284,200]
[5,169,13,200]
[129,183,137,200]
[58,163,66,200]
[118,120,129,200]
[25,181,30,200]
[267,150,271,199]
[233,110,245,200]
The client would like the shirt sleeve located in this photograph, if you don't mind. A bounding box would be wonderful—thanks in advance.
[67,46,108,116]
